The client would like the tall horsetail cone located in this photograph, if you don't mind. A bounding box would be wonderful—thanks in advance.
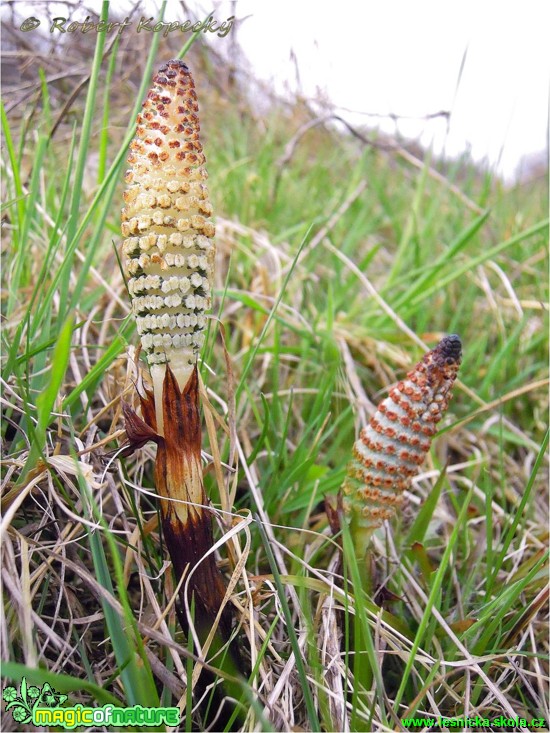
[122,59,215,435]
[121,61,237,650]
[342,335,461,549]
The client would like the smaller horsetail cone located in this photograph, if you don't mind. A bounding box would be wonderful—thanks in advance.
[342,335,461,549]
[121,59,215,434]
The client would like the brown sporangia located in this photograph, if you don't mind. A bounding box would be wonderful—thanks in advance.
[342,334,462,532]
[120,60,234,644]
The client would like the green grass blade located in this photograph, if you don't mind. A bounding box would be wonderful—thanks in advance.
[97,37,119,184]
[389,210,490,310]
[64,1,108,248]
[0,102,25,239]
[61,325,130,411]
[487,427,549,596]
[236,227,311,403]
[18,315,74,483]
[404,466,447,549]
[409,218,548,307]
[393,481,475,713]
[256,515,320,731]
[470,551,548,656]
[78,469,159,709]
[341,519,388,730]
[385,156,430,287]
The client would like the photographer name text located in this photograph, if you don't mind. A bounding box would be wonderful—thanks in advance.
[20,15,235,38]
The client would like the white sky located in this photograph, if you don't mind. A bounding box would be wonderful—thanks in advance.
[226,0,549,180]
[7,0,549,180]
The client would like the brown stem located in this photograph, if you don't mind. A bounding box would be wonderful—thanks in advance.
[126,366,234,644]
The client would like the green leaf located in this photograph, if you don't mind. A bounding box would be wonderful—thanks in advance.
[405,466,447,549]
[20,676,27,705]
[18,315,75,483]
